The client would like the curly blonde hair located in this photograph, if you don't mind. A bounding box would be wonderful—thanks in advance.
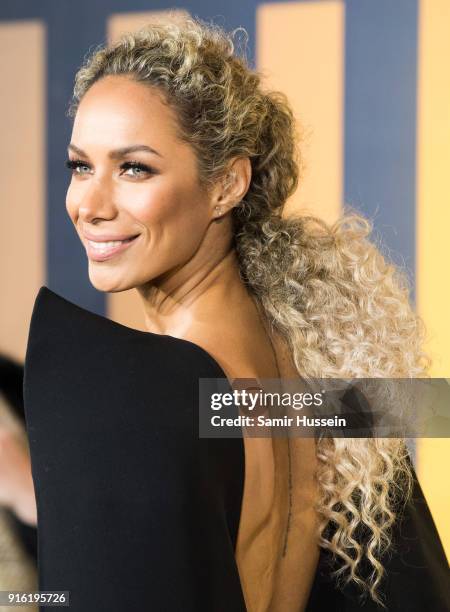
[67,14,431,605]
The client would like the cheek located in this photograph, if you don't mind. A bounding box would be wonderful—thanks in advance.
[125,183,208,235]
[65,183,79,221]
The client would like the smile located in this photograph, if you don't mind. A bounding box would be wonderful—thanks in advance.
[85,235,139,261]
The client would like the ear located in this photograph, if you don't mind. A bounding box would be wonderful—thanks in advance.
[211,157,252,220]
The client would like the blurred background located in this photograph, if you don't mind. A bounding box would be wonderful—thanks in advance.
[0,0,448,592]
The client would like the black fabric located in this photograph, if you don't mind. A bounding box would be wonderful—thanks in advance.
[23,286,449,611]
[306,464,450,611]
[23,286,246,611]
[0,354,26,422]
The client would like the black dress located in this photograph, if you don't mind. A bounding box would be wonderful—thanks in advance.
[23,286,450,611]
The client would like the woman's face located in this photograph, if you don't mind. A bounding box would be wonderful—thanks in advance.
[66,75,220,293]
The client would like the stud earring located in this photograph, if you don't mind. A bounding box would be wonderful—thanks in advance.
[214,205,222,217]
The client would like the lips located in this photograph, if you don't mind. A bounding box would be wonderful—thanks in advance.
[84,233,140,262]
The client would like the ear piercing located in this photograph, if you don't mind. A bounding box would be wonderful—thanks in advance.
[214,205,223,217]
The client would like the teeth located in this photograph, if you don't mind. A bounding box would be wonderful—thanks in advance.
[88,239,126,252]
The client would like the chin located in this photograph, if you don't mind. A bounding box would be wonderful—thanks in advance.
[88,266,137,294]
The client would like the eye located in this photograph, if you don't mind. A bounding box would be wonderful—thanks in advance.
[65,158,91,175]
[64,158,155,179]
[120,160,154,178]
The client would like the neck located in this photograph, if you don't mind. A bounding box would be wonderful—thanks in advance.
[136,246,255,342]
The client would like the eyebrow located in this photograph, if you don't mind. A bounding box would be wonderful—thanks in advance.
[67,143,163,159]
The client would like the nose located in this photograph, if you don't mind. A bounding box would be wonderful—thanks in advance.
[77,176,118,223]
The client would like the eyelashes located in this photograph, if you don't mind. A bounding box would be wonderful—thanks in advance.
[65,158,156,178]
[65,159,89,174]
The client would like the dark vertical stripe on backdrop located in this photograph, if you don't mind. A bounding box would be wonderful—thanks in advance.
[344,0,419,305]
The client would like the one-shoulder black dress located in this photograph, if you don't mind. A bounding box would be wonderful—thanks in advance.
[23,287,450,611]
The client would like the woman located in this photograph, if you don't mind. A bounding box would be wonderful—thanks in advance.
[23,15,449,612]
